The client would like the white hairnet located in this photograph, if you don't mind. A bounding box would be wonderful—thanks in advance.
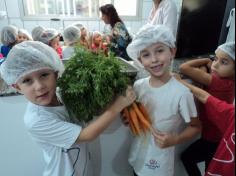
[19,28,33,40]
[63,25,81,45]
[127,24,176,60]
[38,28,59,45]
[0,41,64,85]
[31,26,45,41]
[1,25,18,46]
[216,41,235,60]
[72,22,85,30]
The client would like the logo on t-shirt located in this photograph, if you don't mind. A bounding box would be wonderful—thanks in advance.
[145,159,160,170]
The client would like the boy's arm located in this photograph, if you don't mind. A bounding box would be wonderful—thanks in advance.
[153,118,201,148]
[75,87,136,143]
[179,58,212,86]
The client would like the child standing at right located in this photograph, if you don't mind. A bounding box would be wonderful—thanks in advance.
[126,24,201,176]
[175,77,235,176]
[179,42,235,175]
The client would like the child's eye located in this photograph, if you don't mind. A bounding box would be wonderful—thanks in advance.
[221,59,229,65]
[41,73,50,78]
[140,53,150,58]
[155,49,164,53]
[22,78,32,84]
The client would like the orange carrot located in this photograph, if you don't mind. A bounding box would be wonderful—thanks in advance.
[132,102,151,132]
[128,116,138,135]
[129,106,141,135]
[137,102,152,124]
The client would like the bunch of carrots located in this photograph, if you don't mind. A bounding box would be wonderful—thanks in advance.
[122,102,152,136]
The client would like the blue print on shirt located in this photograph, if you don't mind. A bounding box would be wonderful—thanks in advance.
[62,147,80,176]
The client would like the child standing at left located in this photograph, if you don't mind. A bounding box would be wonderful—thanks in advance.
[0,25,19,57]
[0,41,136,176]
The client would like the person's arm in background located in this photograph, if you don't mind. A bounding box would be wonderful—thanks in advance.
[179,58,213,86]
[176,78,234,133]
[163,1,178,37]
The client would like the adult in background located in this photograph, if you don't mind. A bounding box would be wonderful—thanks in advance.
[148,0,178,37]
[100,4,132,60]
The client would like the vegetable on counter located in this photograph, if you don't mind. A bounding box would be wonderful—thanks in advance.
[57,46,135,123]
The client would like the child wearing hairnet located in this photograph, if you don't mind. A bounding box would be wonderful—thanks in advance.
[0,25,19,57]
[18,28,33,43]
[175,76,235,176]
[31,26,45,41]
[38,28,63,59]
[91,31,108,55]
[0,41,136,176]
[62,25,81,59]
[72,23,90,49]
[126,24,201,176]
[179,42,235,175]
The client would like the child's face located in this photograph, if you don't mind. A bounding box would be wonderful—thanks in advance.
[94,34,102,45]
[14,69,59,106]
[18,34,28,43]
[211,50,235,78]
[139,43,176,78]
[81,28,87,38]
[49,36,60,50]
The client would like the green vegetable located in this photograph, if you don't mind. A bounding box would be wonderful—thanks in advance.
[57,46,132,123]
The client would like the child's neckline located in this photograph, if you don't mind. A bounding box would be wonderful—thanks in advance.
[148,76,173,89]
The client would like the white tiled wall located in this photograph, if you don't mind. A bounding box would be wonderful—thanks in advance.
[0,0,182,35]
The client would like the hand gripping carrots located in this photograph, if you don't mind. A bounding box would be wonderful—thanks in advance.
[122,102,152,135]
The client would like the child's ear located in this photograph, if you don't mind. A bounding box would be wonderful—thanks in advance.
[171,48,177,58]
[12,84,23,94]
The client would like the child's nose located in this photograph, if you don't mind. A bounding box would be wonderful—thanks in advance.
[151,54,159,62]
[34,80,45,91]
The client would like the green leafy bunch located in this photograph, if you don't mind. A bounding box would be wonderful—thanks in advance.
[57,47,131,123]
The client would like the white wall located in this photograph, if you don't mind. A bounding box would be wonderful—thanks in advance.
[0,95,45,176]
[0,0,182,35]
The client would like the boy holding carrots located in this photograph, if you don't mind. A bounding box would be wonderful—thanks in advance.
[0,41,136,176]
[126,24,201,176]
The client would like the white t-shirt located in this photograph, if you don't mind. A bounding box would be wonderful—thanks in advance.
[148,0,178,37]
[129,77,197,176]
[62,46,75,59]
[24,102,91,176]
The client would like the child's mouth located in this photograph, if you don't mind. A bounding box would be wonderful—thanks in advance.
[37,92,49,99]
[151,64,163,73]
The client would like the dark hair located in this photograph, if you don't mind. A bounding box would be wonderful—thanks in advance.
[99,4,123,28]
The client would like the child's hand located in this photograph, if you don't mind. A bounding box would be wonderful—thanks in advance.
[152,129,178,148]
[112,86,136,113]
[120,111,130,126]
